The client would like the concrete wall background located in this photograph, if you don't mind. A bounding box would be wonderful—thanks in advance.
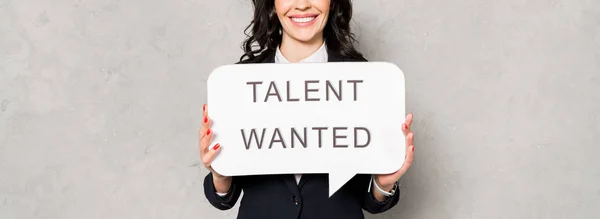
[1,0,599,218]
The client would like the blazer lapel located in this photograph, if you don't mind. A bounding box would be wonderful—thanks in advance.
[249,47,356,63]
[282,174,301,196]
[297,174,316,189]
[262,50,276,63]
[327,50,344,62]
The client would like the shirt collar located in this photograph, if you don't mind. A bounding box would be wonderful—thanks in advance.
[275,42,328,63]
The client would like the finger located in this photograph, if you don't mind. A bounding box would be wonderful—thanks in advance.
[406,131,414,150]
[199,113,212,140]
[202,143,222,167]
[198,116,212,152]
[402,113,413,136]
[405,113,413,127]
[203,104,208,118]
[402,123,409,136]
[200,126,214,153]
[200,104,209,137]
[198,127,204,155]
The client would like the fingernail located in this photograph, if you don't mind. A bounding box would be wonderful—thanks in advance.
[403,124,408,130]
[206,129,211,135]
[213,143,220,150]
[412,146,414,152]
[204,116,208,123]
[203,104,206,111]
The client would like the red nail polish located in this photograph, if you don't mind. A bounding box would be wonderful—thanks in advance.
[204,116,208,123]
[203,104,206,111]
[403,124,408,130]
[206,129,211,135]
[412,147,414,152]
[213,144,220,150]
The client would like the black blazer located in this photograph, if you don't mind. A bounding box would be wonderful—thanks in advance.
[203,49,400,219]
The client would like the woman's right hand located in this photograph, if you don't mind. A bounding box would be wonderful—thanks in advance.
[199,104,231,187]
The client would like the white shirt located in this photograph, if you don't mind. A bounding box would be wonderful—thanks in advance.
[275,42,328,65]
[275,42,329,184]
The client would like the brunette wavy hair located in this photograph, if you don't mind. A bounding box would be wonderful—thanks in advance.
[239,0,366,62]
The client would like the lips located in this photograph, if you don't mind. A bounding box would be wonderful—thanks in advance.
[291,16,315,23]
[289,14,318,23]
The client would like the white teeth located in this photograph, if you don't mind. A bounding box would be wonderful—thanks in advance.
[291,16,316,23]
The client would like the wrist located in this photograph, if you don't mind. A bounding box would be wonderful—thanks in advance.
[213,173,231,183]
[212,173,232,192]
[370,176,398,199]
[375,178,395,192]
[380,184,395,192]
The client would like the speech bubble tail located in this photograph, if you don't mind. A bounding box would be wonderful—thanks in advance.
[328,172,356,198]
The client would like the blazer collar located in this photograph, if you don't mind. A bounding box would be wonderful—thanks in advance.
[258,48,347,63]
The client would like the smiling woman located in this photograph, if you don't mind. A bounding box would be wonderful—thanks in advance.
[238,0,367,64]
[199,0,416,219]
[276,0,330,48]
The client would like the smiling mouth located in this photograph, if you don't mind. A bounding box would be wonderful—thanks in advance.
[290,15,317,23]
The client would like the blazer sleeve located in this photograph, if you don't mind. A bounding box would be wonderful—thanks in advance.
[355,174,401,214]
[203,172,243,210]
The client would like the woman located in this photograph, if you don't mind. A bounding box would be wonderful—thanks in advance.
[199,0,415,218]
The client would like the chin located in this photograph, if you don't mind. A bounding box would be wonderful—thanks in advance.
[288,32,321,43]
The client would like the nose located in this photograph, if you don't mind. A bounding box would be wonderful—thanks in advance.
[294,0,311,11]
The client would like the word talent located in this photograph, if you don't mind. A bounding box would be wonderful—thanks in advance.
[246,80,364,102]
[241,127,371,149]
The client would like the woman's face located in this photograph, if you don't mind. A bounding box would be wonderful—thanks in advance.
[275,0,330,44]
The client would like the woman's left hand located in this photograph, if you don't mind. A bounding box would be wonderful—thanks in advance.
[373,113,415,191]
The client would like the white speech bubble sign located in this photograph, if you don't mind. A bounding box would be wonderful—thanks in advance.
[206,62,406,197]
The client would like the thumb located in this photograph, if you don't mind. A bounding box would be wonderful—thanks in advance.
[202,143,222,168]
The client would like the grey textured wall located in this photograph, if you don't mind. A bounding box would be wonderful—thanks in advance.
[1,0,599,218]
